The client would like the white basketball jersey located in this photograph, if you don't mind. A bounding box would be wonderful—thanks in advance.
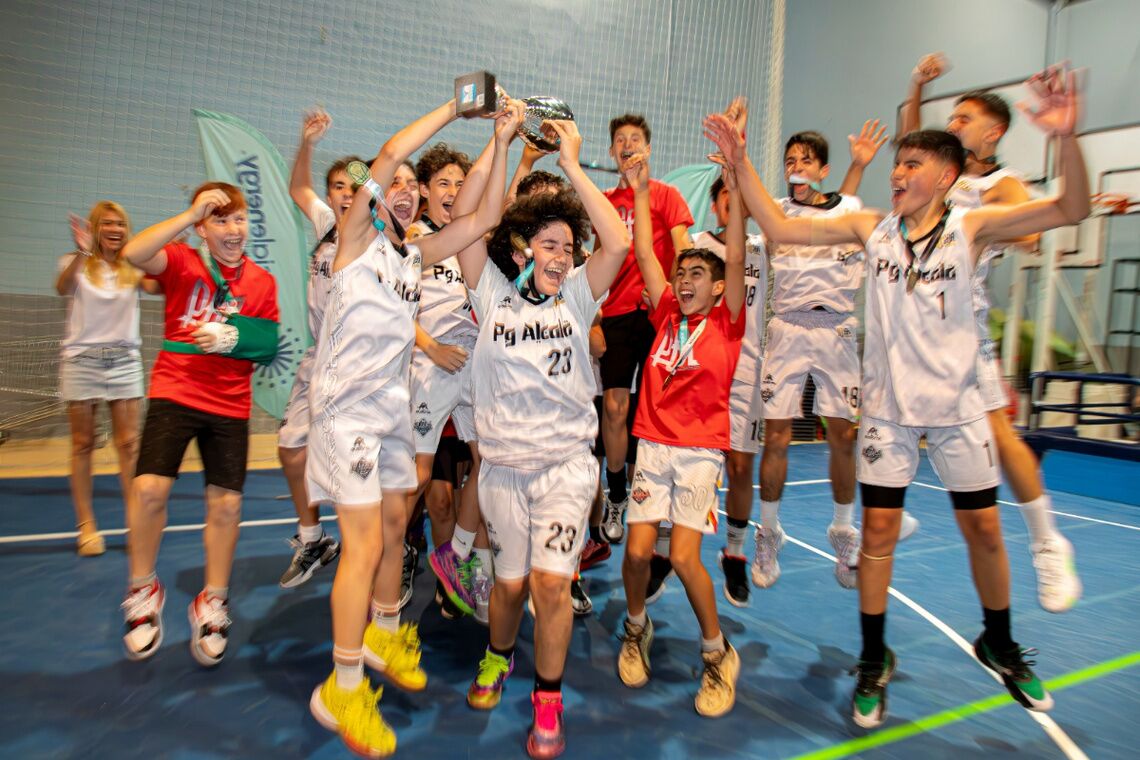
[305,199,338,342]
[419,256,478,347]
[310,235,423,421]
[770,194,864,314]
[862,207,985,426]
[692,229,768,382]
[470,264,603,469]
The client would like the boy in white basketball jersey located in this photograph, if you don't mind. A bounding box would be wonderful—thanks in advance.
[275,109,360,589]
[617,151,746,718]
[456,120,630,760]
[706,63,1089,728]
[902,53,1081,613]
[306,98,523,758]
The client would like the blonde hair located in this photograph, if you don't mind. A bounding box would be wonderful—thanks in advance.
[84,201,143,288]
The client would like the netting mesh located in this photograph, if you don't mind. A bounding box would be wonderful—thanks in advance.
[0,0,784,470]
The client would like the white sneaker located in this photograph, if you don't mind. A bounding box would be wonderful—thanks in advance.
[188,591,231,667]
[601,495,628,544]
[751,524,785,588]
[617,616,654,688]
[827,524,860,590]
[899,511,920,541]
[122,580,165,660]
[695,640,740,717]
[1031,534,1081,613]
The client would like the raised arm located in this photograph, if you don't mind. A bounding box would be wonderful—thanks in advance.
[966,65,1090,255]
[371,99,457,192]
[56,213,91,295]
[703,113,876,248]
[626,154,666,308]
[122,189,231,275]
[417,101,522,268]
[838,119,888,196]
[898,53,948,140]
[289,110,331,212]
[721,167,746,319]
[548,120,630,300]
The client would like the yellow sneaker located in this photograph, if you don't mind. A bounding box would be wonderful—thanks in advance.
[309,672,396,758]
[363,621,428,692]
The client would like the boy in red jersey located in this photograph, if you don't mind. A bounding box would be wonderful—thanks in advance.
[119,182,279,666]
[616,149,745,718]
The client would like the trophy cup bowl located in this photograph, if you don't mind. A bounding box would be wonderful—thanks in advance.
[518,96,575,153]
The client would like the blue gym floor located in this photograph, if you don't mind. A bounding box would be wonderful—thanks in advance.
[1,444,1137,759]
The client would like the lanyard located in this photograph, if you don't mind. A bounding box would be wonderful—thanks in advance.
[662,315,708,389]
[198,247,244,312]
[899,206,949,293]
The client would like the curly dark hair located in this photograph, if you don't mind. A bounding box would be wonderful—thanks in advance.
[487,189,591,280]
[415,143,472,184]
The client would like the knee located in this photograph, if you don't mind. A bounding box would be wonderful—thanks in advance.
[277,446,304,473]
[72,430,96,458]
[133,478,167,513]
[603,394,628,424]
[115,430,140,460]
[764,425,792,453]
[530,571,568,604]
[668,544,700,576]
[960,512,1004,553]
[623,540,654,570]
[862,511,902,553]
[826,421,856,450]
[206,492,242,527]
[382,508,408,545]
[726,454,752,484]
[492,577,526,604]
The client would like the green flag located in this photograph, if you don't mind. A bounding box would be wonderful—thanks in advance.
[193,109,309,419]
[662,163,721,234]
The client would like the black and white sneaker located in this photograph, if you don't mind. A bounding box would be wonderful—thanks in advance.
[399,543,418,611]
[719,551,750,607]
[645,554,674,605]
[571,578,593,617]
[278,534,341,589]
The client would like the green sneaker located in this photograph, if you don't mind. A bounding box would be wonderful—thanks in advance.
[467,648,513,710]
[851,648,896,729]
[974,636,1054,711]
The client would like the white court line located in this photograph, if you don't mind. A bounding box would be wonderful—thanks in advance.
[719,507,1089,760]
[0,514,338,545]
[716,478,831,492]
[909,480,1140,532]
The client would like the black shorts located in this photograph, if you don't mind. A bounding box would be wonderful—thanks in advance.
[135,398,250,492]
[431,435,473,487]
[592,395,640,465]
[599,309,657,392]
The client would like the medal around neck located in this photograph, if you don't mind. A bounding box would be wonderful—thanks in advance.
[346,161,371,188]
[518,96,574,153]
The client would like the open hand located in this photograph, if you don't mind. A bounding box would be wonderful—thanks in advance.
[703,113,747,167]
[69,212,93,252]
[912,52,949,85]
[1019,63,1080,137]
[848,119,889,167]
[301,109,332,144]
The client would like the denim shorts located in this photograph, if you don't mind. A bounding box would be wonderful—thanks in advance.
[59,348,144,402]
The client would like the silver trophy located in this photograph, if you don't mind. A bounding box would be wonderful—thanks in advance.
[517,96,575,153]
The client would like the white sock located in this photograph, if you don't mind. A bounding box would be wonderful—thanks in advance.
[451,525,476,560]
[334,648,364,690]
[474,547,494,578]
[760,500,781,531]
[725,518,749,556]
[374,603,400,633]
[298,522,323,544]
[129,572,157,590]
[627,608,647,627]
[831,501,854,529]
[204,585,228,601]
[1020,494,1059,546]
[701,633,726,653]
[655,524,672,556]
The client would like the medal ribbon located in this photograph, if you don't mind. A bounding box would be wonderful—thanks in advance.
[662,315,708,389]
[899,206,950,293]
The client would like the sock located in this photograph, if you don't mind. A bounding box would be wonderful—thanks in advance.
[701,633,726,654]
[333,647,364,690]
[373,602,400,633]
[831,501,854,529]
[982,607,1014,651]
[860,612,886,663]
[451,525,476,560]
[473,547,493,578]
[589,524,603,543]
[626,608,647,627]
[205,585,228,601]
[129,572,157,590]
[655,524,672,556]
[607,467,628,503]
[535,673,563,693]
[489,643,515,661]
[726,517,749,556]
[298,522,323,544]
[760,500,781,531]
[1019,494,1059,546]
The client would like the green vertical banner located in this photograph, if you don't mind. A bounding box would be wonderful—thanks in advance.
[193,109,309,419]
[661,163,721,234]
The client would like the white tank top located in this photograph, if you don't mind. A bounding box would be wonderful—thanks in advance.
[305,199,338,343]
[58,255,141,358]
[862,207,985,426]
[406,218,478,348]
[770,194,864,315]
[311,235,423,420]
[692,229,768,383]
[470,264,604,469]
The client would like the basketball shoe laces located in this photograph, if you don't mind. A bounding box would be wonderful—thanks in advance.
[121,584,159,624]
[533,691,563,731]
[197,595,231,635]
[476,651,510,687]
[701,651,729,696]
